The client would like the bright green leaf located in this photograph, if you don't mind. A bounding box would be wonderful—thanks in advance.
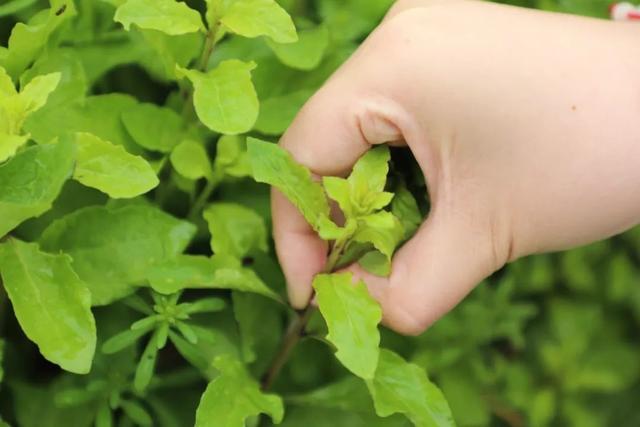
[40,204,196,305]
[195,355,284,427]
[121,103,184,152]
[0,67,15,96]
[176,60,259,135]
[19,49,88,120]
[267,25,329,70]
[313,272,381,379]
[324,145,394,219]
[353,211,403,261]
[220,0,297,43]
[18,72,62,117]
[203,202,267,258]
[323,176,352,217]
[248,137,330,231]
[0,71,60,137]
[0,139,74,238]
[73,132,159,198]
[214,134,252,178]
[366,349,455,427]
[170,139,212,180]
[350,145,390,198]
[0,239,96,374]
[147,254,279,300]
[0,134,28,163]
[115,0,204,35]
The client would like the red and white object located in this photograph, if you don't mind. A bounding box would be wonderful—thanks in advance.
[610,2,640,21]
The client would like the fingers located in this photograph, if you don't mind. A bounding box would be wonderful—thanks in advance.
[348,209,499,335]
[273,23,411,308]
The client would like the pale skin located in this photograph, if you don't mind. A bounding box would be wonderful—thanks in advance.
[273,0,640,335]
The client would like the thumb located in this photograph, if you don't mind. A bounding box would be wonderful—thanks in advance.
[353,209,502,335]
[273,24,412,308]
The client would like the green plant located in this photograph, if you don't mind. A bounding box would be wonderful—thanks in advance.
[1,1,639,427]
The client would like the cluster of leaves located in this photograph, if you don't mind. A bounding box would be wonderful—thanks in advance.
[0,0,638,427]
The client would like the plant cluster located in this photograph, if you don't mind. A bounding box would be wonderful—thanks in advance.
[0,0,638,427]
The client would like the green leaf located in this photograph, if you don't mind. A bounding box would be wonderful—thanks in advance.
[0,67,15,96]
[358,250,391,277]
[121,103,184,153]
[287,377,376,413]
[146,254,280,300]
[203,202,267,258]
[40,205,196,305]
[0,134,28,163]
[24,94,141,154]
[73,132,159,198]
[120,401,153,427]
[247,137,331,232]
[219,0,297,43]
[17,72,62,117]
[135,331,160,392]
[180,297,226,314]
[176,60,259,135]
[313,272,381,379]
[195,355,284,427]
[0,239,96,374]
[115,0,204,35]
[0,71,61,142]
[322,176,351,216]
[214,135,251,178]
[232,291,282,365]
[254,89,312,135]
[19,49,88,114]
[0,139,74,238]
[366,349,455,427]
[170,139,212,180]
[0,2,77,78]
[169,325,236,379]
[102,322,156,354]
[325,145,394,219]
[353,211,404,261]
[267,25,329,70]
[391,182,422,240]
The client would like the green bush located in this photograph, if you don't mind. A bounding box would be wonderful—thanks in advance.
[0,0,638,426]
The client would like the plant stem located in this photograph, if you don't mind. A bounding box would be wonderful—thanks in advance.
[181,23,220,120]
[187,175,220,222]
[260,238,348,391]
[260,305,315,391]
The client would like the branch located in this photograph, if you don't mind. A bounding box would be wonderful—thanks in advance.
[260,238,348,390]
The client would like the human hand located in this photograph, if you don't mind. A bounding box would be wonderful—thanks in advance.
[273,0,640,334]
